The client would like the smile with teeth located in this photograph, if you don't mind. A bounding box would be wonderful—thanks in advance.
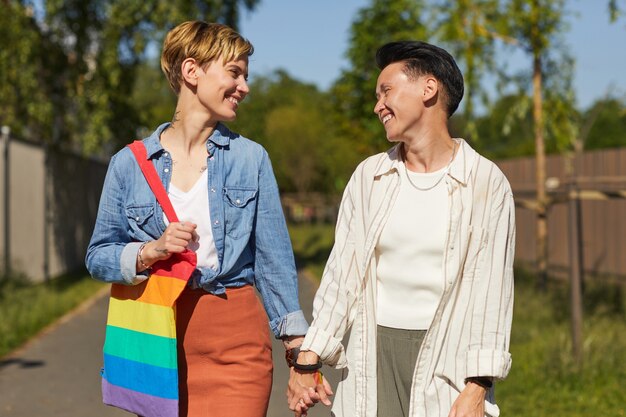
[228,97,239,106]
[382,114,393,124]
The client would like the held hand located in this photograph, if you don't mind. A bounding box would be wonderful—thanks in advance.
[287,368,333,417]
[282,336,305,350]
[143,222,197,266]
[448,381,487,417]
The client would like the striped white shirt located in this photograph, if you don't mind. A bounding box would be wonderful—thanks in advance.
[301,139,515,417]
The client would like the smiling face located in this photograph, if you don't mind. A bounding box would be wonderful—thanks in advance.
[374,62,431,143]
[195,56,250,123]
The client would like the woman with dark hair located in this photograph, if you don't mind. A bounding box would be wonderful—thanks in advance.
[287,41,515,417]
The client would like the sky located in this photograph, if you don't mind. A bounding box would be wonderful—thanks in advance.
[239,0,626,111]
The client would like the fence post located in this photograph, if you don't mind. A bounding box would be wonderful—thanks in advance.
[1,126,10,278]
[568,179,584,366]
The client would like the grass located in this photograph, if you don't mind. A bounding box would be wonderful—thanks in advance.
[0,270,106,358]
[498,270,626,416]
[288,223,626,417]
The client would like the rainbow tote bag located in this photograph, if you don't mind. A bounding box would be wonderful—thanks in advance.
[101,141,197,417]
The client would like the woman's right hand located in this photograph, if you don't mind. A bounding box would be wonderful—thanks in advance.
[138,221,198,270]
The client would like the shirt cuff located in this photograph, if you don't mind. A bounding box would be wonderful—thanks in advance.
[270,310,309,339]
[120,242,150,285]
[465,349,512,380]
[301,326,347,368]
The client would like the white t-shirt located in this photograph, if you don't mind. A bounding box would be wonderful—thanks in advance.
[164,171,219,271]
[375,161,449,330]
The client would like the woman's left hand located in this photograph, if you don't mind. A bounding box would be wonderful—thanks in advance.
[447,381,486,417]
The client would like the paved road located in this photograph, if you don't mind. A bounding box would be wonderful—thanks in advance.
[0,274,339,417]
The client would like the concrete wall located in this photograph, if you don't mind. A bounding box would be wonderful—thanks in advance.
[0,137,107,282]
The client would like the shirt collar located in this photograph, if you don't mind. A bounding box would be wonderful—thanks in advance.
[208,122,234,147]
[373,144,403,177]
[142,122,169,159]
[372,139,477,186]
[448,139,476,186]
[142,122,233,159]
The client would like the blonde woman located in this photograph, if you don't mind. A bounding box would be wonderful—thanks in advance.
[87,21,308,417]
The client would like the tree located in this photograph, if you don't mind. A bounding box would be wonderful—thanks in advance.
[474,94,535,159]
[429,0,501,140]
[609,0,626,21]
[583,98,626,150]
[331,0,430,156]
[0,2,55,140]
[264,100,325,195]
[0,0,260,154]
[230,70,362,195]
[131,60,177,138]
[497,0,570,287]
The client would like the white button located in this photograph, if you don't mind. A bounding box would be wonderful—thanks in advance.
[214,220,219,225]
[164,152,169,157]
[164,168,169,173]
[235,199,241,204]
[210,188,216,193]
[135,217,140,221]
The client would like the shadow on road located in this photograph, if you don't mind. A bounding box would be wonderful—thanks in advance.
[0,358,45,370]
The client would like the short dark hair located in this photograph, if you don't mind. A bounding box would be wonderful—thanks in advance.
[376,41,464,117]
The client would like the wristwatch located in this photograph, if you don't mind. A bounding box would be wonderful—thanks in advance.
[285,346,322,371]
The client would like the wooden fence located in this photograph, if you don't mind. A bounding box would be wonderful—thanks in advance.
[498,147,626,280]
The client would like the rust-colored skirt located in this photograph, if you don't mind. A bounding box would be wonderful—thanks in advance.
[175,285,273,417]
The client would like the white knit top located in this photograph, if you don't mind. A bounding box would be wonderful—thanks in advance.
[375,161,449,330]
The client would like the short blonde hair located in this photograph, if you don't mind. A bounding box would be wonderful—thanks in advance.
[161,21,254,94]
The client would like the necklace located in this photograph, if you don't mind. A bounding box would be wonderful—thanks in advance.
[403,140,458,191]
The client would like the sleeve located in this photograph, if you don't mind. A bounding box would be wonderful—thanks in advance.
[85,153,148,285]
[300,170,362,369]
[465,178,516,380]
[253,150,309,339]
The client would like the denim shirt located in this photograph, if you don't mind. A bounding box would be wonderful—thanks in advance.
[86,122,309,338]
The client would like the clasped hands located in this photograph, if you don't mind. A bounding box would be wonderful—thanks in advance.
[287,366,333,417]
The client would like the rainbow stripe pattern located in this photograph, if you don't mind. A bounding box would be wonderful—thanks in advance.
[101,250,196,417]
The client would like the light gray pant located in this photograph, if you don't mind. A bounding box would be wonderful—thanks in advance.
[377,325,427,417]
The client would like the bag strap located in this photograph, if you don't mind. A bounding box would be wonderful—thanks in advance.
[127,141,179,223]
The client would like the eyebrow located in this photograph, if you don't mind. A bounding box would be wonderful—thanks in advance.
[375,82,389,99]
[227,63,248,77]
